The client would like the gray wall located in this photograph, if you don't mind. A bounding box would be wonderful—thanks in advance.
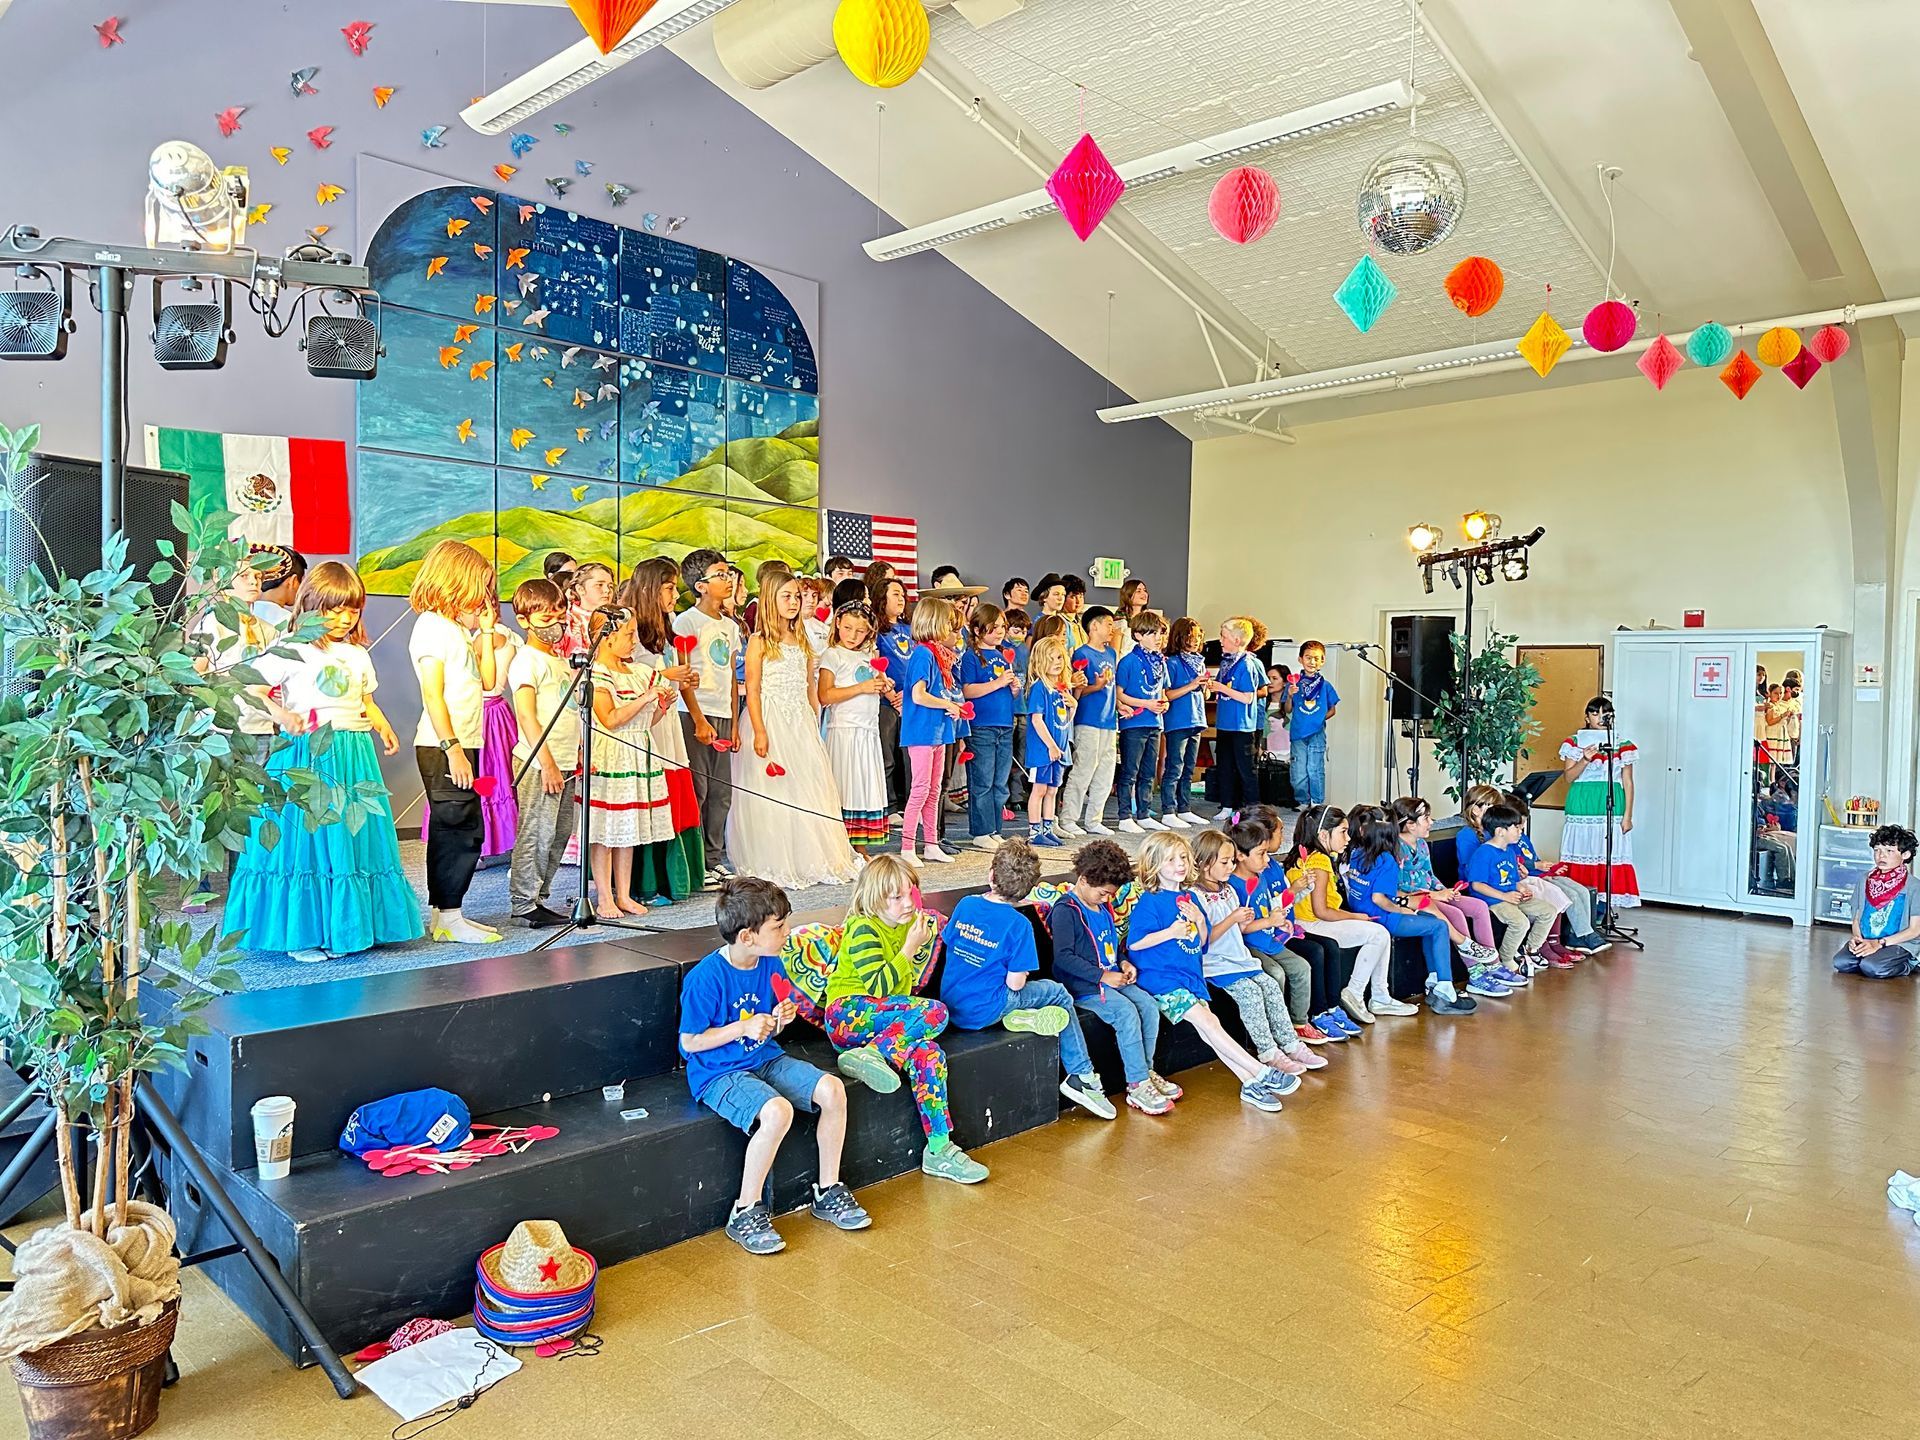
[0,0,1191,809]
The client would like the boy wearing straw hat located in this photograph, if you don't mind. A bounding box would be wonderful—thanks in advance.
[681,877,873,1255]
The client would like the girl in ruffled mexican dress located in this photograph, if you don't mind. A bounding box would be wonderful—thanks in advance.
[620,557,707,905]
[224,564,423,962]
[584,611,678,920]
[1557,695,1640,908]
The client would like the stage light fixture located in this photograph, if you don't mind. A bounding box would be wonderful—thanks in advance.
[151,276,233,370]
[1473,555,1497,587]
[0,265,75,360]
[144,142,250,253]
[1446,561,1463,591]
[1407,521,1441,554]
[1462,509,1500,542]
[1502,550,1529,583]
[301,291,384,380]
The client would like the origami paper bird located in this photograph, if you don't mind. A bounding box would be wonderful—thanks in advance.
[446,217,470,238]
[472,243,493,259]
[509,133,539,159]
[316,183,345,204]
[545,177,571,200]
[438,346,463,369]
[373,86,396,109]
[575,160,594,177]
[516,272,538,298]
[474,294,496,314]
[596,382,618,402]
[453,324,479,343]
[553,123,573,136]
[342,20,374,56]
[469,360,494,381]
[505,248,530,270]
[560,346,582,367]
[504,342,525,362]
[291,67,320,98]
[246,203,272,225]
[456,418,476,443]
[307,125,334,150]
[544,447,568,466]
[271,146,292,165]
[605,183,631,207]
[470,195,493,214]
[216,106,246,138]
[591,354,616,372]
[502,299,521,312]
[508,428,535,450]
[494,164,518,183]
[575,426,591,443]
[425,256,449,279]
[518,205,536,223]
[530,474,549,490]
[95,16,125,47]
[570,485,590,503]
[421,126,448,149]
[572,389,591,409]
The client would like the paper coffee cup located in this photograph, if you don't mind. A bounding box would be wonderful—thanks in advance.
[251,1095,296,1180]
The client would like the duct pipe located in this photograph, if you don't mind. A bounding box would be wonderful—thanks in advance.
[1101,298,1920,424]
[714,0,958,90]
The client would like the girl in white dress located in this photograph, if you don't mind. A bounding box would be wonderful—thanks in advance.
[728,571,862,887]
[816,595,893,853]
[586,613,675,919]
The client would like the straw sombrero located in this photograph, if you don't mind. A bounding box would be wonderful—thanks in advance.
[478,1220,596,1296]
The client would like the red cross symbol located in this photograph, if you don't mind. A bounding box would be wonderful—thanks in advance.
[1703,664,1721,683]
[537,1256,561,1283]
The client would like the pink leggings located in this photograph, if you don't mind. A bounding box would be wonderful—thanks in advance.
[1428,894,1494,948]
[904,743,946,850]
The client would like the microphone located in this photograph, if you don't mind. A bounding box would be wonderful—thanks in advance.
[592,605,632,623]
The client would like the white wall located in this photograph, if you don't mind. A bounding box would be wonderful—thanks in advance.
[1188,372,1856,828]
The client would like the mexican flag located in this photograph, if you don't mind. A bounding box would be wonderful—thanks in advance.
[141,426,351,553]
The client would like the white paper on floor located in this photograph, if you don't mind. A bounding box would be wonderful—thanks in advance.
[358,1328,521,1422]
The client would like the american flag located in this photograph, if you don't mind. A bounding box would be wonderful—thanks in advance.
[825,510,918,594]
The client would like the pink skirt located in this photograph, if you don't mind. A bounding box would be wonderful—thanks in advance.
[421,694,521,858]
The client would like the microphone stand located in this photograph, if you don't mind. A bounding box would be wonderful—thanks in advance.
[1338,642,1444,802]
[1599,716,1644,949]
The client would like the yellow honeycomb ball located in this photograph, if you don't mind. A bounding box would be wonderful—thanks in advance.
[834,0,931,89]
[1756,326,1802,368]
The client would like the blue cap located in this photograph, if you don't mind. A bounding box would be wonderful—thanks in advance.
[339,1088,472,1157]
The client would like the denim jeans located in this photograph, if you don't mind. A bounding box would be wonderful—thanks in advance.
[999,979,1091,1076]
[1074,984,1161,1085]
[966,726,1013,838]
[1115,728,1160,820]
[1375,909,1452,982]
[1290,728,1327,807]
[1160,728,1201,815]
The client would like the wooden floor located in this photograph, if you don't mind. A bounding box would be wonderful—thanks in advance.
[52,908,1920,1439]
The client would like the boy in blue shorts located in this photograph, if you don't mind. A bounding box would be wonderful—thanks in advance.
[680,876,872,1255]
[940,841,1117,1120]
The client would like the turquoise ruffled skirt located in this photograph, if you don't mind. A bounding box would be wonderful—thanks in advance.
[223,730,425,955]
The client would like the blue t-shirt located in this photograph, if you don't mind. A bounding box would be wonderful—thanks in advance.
[1858,873,1911,941]
[1213,652,1262,733]
[1126,887,1208,998]
[1164,652,1207,731]
[1228,871,1288,956]
[938,896,1038,1028]
[679,948,788,1100]
[1288,672,1339,739]
[876,621,913,673]
[959,646,1018,729]
[1466,842,1522,897]
[1008,638,1031,682]
[1072,645,1119,729]
[1115,650,1167,732]
[1454,825,1482,875]
[1345,851,1402,920]
[1025,682,1074,767]
[900,644,956,747]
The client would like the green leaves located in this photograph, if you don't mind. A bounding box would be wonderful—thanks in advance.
[1431,629,1542,801]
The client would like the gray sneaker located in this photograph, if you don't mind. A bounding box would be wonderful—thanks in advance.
[809,1181,873,1231]
[1259,1066,1302,1097]
[1239,1078,1285,1113]
[921,1141,989,1184]
[837,1044,902,1093]
[724,1201,785,1255]
[1059,1073,1118,1120]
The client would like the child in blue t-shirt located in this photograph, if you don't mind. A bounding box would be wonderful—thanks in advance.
[1159,617,1211,826]
[1284,640,1339,808]
[1212,618,1262,809]
[1114,611,1171,833]
[1058,607,1122,837]
[939,841,1114,1118]
[1023,634,1075,847]
[1226,816,1343,1044]
[899,597,966,868]
[1341,813,1458,1012]
[1125,832,1297,1112]
[1465,803,1557,972]
[1835,824,1920,978]
[958,604,1022,851]
[679,877,872,1254]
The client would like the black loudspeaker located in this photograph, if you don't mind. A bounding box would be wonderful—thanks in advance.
[2,454,189,600]
[303,313,381,380]
[1389,614,1456,720]
[0,271,75,360]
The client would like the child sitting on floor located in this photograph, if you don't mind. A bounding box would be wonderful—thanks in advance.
[940,841,1116,1119]
[1192,830,1319,1076]
[1049,841,1180,1115]
[1835,824,1920,979]
[824,856,989,1184]
[1125,832,1300,1113]
[681,877,871,1256]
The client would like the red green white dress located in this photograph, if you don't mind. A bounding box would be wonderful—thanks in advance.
[1556,732,1640,907]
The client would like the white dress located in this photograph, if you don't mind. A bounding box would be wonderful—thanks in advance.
[586,660,674,848]
[727,640,862,887]
[819,646,888,848]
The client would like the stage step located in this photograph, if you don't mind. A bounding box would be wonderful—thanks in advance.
[153,935,679,1171]
[174,1029,1060,1363]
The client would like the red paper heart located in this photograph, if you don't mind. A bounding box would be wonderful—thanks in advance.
[307,708,320,731]
[472,774,498,797]
[959,702,975,720]
[871,657,888,671]
[815,605,830,622]
[534,1338,575,1358]
[709,737,734,752]
[1072,658,1089,670]
[672,633,697,657]
[354,1342,394,1363]
[1001,648,1016,663]
[771,973,793,1004]
[524,1125,560,1140]
[766,762,786,777]
[958,751,974,764]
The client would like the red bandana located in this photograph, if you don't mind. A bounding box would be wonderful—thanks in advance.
[1866,864,1908,911]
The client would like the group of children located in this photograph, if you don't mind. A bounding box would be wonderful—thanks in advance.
[682,779,1620,1254]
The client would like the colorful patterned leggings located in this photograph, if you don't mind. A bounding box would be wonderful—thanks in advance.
[823,994,952,1142]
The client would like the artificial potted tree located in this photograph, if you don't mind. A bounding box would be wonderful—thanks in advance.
[1430,628,1541,800]
[0,422,340,1439]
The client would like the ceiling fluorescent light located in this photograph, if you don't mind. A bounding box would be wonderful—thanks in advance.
[863,80,1412,261]
[460,0,742,134]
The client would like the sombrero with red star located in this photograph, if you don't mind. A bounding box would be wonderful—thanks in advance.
[473,1220,597,1347]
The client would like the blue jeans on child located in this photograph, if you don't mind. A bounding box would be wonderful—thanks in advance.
[995,979,1092,1075]
[1160,728,1200,815]
[1290,728,1327,807]
[1116,729,1160,820]
[1375,909,1452,982]
[1073,983,1160,1085]
[966,725,1013,839]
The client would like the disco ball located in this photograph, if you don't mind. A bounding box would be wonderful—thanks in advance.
[1356,137,1468,255]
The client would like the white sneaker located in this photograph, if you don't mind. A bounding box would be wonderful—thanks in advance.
[1158,813,1189,829]
[1083,821,1113,836]
[1056,819,1084,837]
[899,849,924,870]
[1116,819,1143,834]
[432,912,502,945]
[972,835,1002,852]
[1370,996,1418,1017]
[1178,810,1208,825]
[289,948,329,964]
[1138,817,1168,832]
[922,847,956,864]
